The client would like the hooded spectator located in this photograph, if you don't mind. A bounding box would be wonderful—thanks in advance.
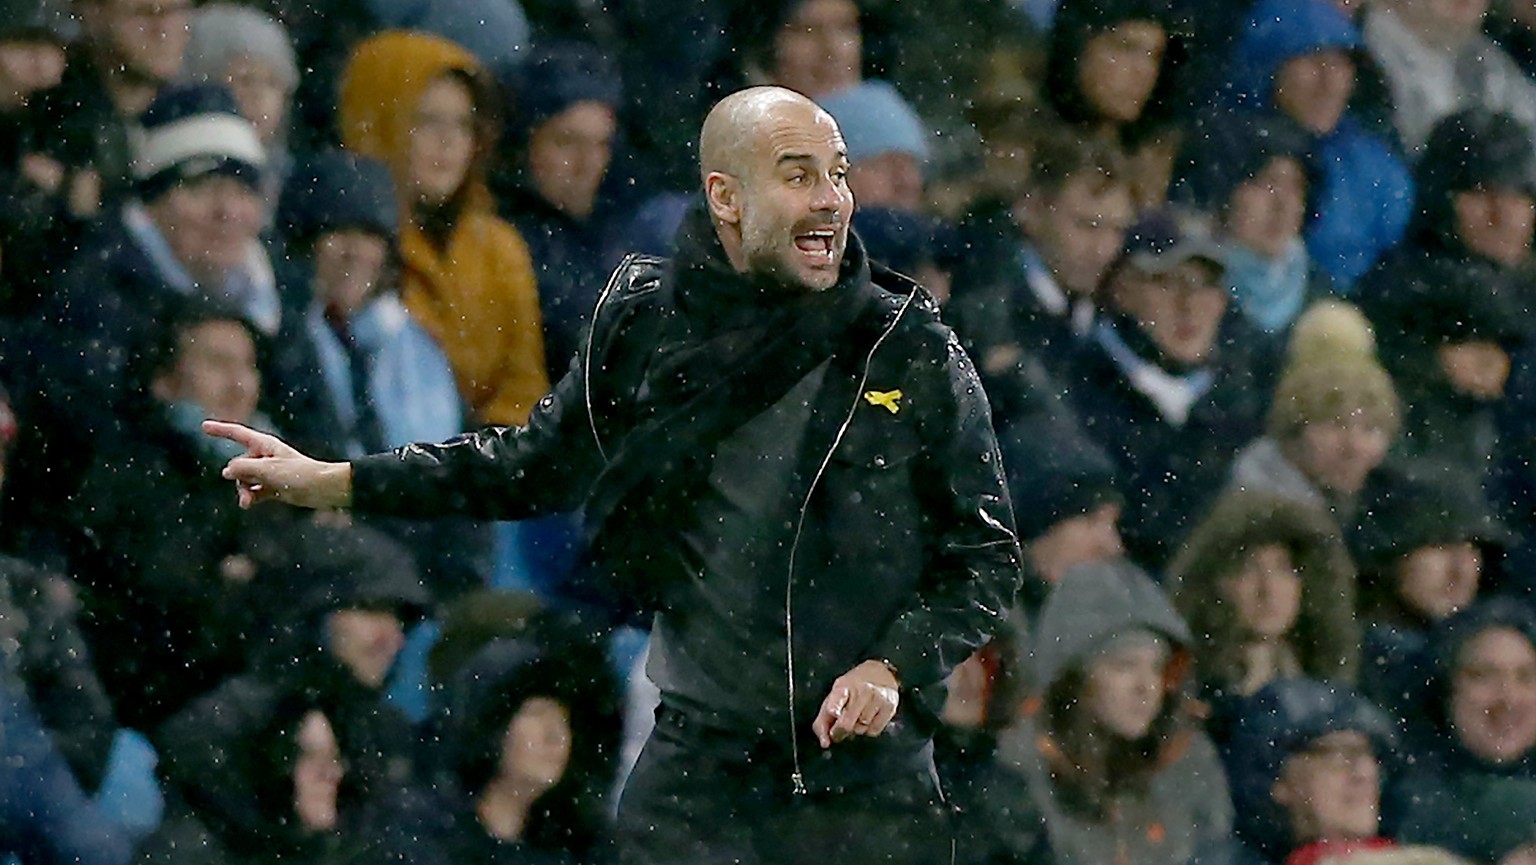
[1168,491,1360,739]
[339,30,549,426]
[424,634,621,862]
[723,0,863,100]
[1388,600,1536,862]
[1193,678,1398,865]
[819,79,931,212]
[1362,0,1536,153]
[972,559,1232,865]
[1067,208,1271,567]
[1228,337,1400,522]
[1175,114,1335,335]
[182,3,299,212]
[1352,460,1514,722]
[363,0,530,74]
[1045,0,1185,207]
[0,0,71,111]
[948,130,1134,419]
[496,41,624,381]
[1221,0,1414,288]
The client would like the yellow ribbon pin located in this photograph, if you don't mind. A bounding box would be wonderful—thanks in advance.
[863,389,903,414]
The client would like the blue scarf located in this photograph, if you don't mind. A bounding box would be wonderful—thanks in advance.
[1225,239,1311,334]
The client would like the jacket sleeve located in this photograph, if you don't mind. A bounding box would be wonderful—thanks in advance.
[871,330,1024,691]
[349,312,612,522]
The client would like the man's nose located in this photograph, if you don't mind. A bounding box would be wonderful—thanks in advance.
[810,175,847,212]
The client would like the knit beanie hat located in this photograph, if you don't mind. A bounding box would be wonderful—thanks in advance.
[510,40,621,135]
[1286,300,1378,369]
[277,150,399,247]
[134,83,265,202]
[819,80,930,164]
[183,3,299,96]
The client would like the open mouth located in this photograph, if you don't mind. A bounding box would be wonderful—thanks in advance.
[794,229,837,263]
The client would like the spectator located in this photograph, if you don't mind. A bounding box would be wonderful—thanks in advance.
[724,0,863,101]
[819,79,931,212]
[947,131,1134,417]
[182,3,300,213]
[849,207,953,302]
[427,636,621,862]
[364,0,531,74]
[1193,678,1398,865]
[1353,460,1514,724]
[339,30,549,426]
[1168,491,1360,739]
[1223,0,1414,288]
[0,680,133,865]
[978,559,1232,865]
[1066,208,1270,566]
[0,0,74,248]
[1356,109,1536,304]
[497,41,625,381]
[65,299,299,732]
[1045,0,1184,208]
[1362,0,1536,153]
[1175,114,1336,335]
[1389,600,1536,862]
[21,0,191,256]
[1228,337,1400,523]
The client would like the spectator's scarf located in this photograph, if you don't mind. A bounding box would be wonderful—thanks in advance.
[582,204,880,609]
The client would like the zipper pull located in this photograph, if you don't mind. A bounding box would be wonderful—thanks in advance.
[791,772,807,796]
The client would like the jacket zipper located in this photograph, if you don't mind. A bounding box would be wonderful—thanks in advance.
[783,288,918,795]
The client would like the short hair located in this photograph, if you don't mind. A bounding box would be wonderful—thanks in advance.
[1028,126,1130,200]
[1265,359,1401,444]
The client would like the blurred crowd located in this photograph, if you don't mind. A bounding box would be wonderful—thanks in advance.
[4,0,1536,863]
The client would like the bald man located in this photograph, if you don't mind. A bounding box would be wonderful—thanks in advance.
[203,86,1020,863]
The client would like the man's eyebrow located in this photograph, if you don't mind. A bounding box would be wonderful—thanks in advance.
[774,151,852,167]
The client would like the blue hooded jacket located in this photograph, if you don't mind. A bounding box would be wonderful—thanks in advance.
[1225,0,1413,289]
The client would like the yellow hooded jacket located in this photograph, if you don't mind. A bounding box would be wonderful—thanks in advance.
[340,30,548,426]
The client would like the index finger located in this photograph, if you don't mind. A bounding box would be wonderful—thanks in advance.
[202,420,270,452]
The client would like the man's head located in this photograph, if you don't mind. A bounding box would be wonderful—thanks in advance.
[1444,607,1536,766]
[700,86,854,292]
[135,84,267,284]
[183,4,299,147]
[819,80,929,211]
[1107,210,1230,366]
[514,42,622,221]
[770,0,861,99]
[1273,729,1382,843]
[1416,109,1536,266]
[1274,48,1356,135]
[1018,132,1135,298]
[149,306,261,425]
[1075,18,1168,125]
[279,152,399,317]
[77,0,190,86]
[1267,359,1400,497]
[327,606,406,689]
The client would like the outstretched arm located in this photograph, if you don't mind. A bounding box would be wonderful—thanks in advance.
[203,421,354,511]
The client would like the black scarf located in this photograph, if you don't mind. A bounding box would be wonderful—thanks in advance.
[582,203,879,602]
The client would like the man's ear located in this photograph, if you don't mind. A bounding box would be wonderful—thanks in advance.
[705,172,741,225]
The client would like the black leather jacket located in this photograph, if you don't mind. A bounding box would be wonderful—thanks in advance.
[351,254,1022,792]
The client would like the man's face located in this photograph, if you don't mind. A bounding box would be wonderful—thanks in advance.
[408,74,477,207]
[1290,415,1391,496]
[0,39,66,106]
[1451,625,1536,765]
[723,102,855,292]
[313,229,390,317]
[1220,544,1303,641]
[326,608,405,689]
[1026,502,1124,585]
[223,53,291,146]
[1022,175,1134,298]
[1273,730,1381,843]
[1077,20,1167,124]
[499,696,573,794]
[528,100,617,221]
[1439,341,1512,401]
[83,0,190,85]
[1453,188,1535,267]
[847,151,924,212]
[1274,50,1356,136]
[1396,542,1482,622]
[151,319,260,424]
[774,0,861,99]
[1083,637,1169,739]
[1228,157,1309,259]
[145,173,265,284]
[1112,259,1230,365]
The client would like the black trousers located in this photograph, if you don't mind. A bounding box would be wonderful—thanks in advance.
[616,708,954,865]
